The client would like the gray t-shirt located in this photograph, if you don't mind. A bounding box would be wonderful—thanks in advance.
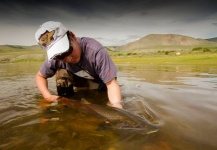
[40,37,118,84]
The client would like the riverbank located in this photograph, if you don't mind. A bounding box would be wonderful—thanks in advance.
[0,47,217,65]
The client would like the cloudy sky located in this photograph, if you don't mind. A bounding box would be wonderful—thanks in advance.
[0,0,217,46]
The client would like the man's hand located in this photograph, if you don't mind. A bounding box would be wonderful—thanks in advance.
[111,103,123,109]
[44,95,60,103]
[107,101,123,109]
[36,71,61,102]
[37,95,59,110]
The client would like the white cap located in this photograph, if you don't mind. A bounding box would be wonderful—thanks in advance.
[35,21,70,60]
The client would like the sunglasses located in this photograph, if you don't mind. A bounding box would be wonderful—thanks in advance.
[53,32,73,60]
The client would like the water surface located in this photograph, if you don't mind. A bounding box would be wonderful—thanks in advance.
[0,63,217,150]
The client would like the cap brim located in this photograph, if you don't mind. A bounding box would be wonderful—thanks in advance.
[47,34,70,60]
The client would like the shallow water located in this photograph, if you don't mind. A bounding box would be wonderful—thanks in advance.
[0,63,217,150]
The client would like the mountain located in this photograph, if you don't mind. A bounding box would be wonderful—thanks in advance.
[0,45,41,52]
[206,37,217,42]
[116,34,217,52]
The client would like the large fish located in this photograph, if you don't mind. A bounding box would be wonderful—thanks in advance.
[50,98,159,134]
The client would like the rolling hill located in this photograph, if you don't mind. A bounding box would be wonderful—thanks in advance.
[116,34,217,52]
[0,45,41,52]
[206,37,217,42]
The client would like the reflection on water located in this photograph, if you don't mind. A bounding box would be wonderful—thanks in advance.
[0,63,217,150]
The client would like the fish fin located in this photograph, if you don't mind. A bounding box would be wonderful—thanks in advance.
[136,101,160,124]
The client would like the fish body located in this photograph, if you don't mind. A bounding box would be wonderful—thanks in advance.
[55,98,159,134]
[85,104,159,134]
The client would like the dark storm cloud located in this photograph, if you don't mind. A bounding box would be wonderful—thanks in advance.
[0,0,217,45]
[1,0,216,18]
[1,0,217,25]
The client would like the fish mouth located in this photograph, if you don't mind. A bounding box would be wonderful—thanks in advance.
[146,128,159,134]
[112,127,159,136]
[112,123,159,135]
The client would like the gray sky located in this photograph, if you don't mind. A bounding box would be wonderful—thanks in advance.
[0,0,217,46]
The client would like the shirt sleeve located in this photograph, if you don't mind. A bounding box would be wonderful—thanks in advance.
[95,47,118,83]
[39,58,57,78]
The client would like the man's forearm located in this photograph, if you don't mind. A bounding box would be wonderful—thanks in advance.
[35,71,51,98]
[106,78,122,108]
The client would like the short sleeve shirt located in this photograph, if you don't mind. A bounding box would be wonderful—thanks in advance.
[40,37,118,84]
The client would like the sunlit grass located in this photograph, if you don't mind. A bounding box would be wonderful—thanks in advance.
[112,53,217,65]
[0,48,46,63]
[0,45,217,64]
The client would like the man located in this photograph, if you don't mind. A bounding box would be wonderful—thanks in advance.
[35,21,122,109]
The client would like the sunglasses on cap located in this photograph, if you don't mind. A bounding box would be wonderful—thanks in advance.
[53,32,73,60]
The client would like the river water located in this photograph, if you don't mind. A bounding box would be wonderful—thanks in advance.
[0,63,217,150]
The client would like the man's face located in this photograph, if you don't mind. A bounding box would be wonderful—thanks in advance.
[54,36,82,64]
[61,39,82,64]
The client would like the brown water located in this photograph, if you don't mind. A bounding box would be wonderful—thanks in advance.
[0,63,217,150]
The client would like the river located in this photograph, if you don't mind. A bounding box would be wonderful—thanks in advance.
[0,63,217,150]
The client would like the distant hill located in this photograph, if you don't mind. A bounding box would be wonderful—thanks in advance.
[1,34,217,54]
[0,45,45,63]
[206,37,217,42]
[0,45,41,52]
[116,34,217,52]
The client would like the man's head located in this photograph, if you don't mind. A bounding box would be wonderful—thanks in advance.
[35,21,72,61]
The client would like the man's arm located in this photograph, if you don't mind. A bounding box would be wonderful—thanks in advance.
[106,78,122,109]
[35,71,59,102]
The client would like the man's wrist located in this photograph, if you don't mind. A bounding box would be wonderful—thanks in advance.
[108,101,123,109]
[110,101,123,106]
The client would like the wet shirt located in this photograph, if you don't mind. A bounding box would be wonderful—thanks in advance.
[40,37,118,83]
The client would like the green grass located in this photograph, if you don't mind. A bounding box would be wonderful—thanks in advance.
[0,45,46,63]
[0,45,217,64]
[112,53,217,65]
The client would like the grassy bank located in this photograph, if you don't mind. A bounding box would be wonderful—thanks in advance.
[112,53,217,65]
[0,46,46,63]
[0,45,217,65]
[1,52,216,65]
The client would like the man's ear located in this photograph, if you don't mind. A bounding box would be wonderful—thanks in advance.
[68,31,77,41]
